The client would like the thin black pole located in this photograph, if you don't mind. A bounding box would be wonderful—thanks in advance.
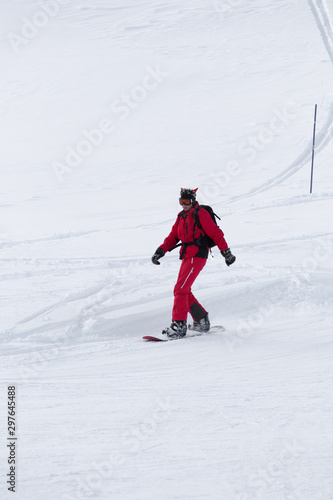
[310,104,317,194]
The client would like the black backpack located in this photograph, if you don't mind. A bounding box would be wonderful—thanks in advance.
[193,205,221,248]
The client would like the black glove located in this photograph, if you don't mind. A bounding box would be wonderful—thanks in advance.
[151,247,165,265]
[221,248,236,267]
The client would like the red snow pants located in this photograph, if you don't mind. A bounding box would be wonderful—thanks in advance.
[172,257,207,322]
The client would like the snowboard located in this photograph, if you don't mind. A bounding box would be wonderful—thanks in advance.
[143,325,225,342]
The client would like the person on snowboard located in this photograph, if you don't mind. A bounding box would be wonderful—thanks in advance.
[151,188,236,339]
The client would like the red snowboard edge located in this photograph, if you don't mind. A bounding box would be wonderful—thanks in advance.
[143,335,167,342]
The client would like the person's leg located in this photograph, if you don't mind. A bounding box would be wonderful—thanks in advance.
[188,294,207,321]
[172,257,206,321]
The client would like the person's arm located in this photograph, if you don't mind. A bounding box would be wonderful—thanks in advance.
[199,209,236,266]
[151,218,180,265]
[198,209,228,251]
[159,218,180,253]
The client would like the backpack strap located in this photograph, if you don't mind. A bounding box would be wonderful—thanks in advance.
[194,205,220,231]
[192,205,221,256]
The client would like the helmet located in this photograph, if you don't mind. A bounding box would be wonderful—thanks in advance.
[179,188,198,203]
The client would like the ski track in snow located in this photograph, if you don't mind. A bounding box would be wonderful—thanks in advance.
[0,229,103,249]
[308,0,333,66]
[227,103,333,204]
[1,224,332,353]
[225,0,333,205]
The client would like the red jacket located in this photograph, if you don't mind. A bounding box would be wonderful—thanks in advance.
[160,203,229,259]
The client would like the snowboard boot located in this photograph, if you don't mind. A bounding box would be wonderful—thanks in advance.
[162,320,187,339]
[189,313,210,332]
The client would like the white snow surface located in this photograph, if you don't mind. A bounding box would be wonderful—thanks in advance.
[1,0,333,499]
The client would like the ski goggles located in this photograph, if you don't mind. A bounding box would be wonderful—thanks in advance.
[179,198,192,205]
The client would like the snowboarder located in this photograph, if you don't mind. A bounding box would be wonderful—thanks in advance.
[151,188,236,338]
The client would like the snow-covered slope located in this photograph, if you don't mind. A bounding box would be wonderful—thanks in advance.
[1,1,333,499]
